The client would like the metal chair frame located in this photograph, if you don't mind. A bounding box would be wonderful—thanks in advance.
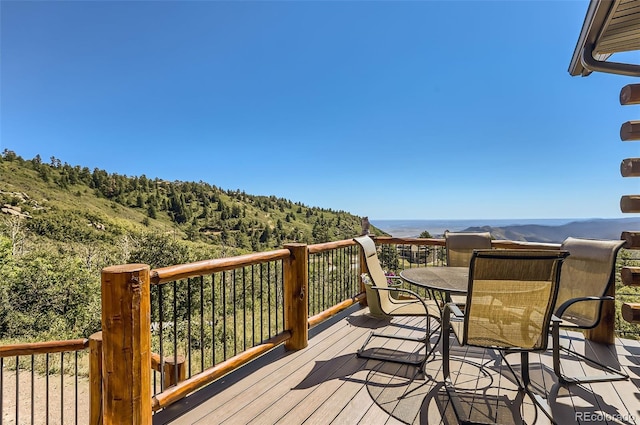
[354,236,440,371]
[551,237,629,384]
[442,249,568,425]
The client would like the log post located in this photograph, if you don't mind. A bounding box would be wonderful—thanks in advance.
[151,353,186,388]
[89,332,103,425]
[620,195,640,213]
[620,84,640,105]
[621,231,640,249]
[585,283,616,344]
[620,158,640,177]
[621,266,640,286]
[101,264,152,425]
[620,120,640,141]
[622,302,640,324]
[163,355,186,388]
[284,244,308,350]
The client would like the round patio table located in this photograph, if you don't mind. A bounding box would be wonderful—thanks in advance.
[400,267,469,300]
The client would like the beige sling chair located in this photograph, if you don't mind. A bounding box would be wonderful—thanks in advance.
[443,232,492,306]
[445,231,492,267]
[551,237,629,384]
[442,249,568,425]
[354,236,440,371]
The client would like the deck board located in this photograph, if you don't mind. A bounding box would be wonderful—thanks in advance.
[198,318,367,424]
[157,306,640,425]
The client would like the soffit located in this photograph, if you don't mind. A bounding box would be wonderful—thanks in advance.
[569,0,640,77]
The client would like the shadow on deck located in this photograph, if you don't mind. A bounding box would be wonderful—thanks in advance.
[154,306,640,425]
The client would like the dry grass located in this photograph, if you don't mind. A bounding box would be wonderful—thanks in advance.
[0,368,89,425]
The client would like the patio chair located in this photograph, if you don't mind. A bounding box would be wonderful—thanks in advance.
[444,231,492,306]
[551,237,629,384]
[445,231,492,267]
[354,236,441,370]
[442,249,568,425]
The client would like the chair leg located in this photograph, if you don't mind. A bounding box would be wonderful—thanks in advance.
[502,351,558,425]
[552,322,629,384]
[445,350,558,425]
[442,307,451,379]
[357,316,438,371]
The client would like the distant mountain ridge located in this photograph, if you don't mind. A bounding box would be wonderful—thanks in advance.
[464,218,640,243]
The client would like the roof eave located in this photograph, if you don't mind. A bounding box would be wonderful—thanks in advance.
[568,0,614,77]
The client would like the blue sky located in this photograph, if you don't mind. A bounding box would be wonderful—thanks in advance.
[2,1,639,220]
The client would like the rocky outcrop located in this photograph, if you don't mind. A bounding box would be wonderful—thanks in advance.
[1,204,31,219]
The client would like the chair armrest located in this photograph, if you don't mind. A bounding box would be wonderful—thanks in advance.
[555,296,614,318]
[444,302,464,319]
[386,276,404,287]
[371,286,439,319]
[442,302,464,346]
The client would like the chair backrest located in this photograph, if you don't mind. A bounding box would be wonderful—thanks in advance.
[354,236,393,312]
[445,232,492,267]
[556,237,625,328]
[464,249,569,351]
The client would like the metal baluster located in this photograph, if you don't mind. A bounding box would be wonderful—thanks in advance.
[278,261,283,333]
[242,267,247,352]
[75,351,78,425]
[31,355,35,425]
[232,269,237,356]
[222,271,227,360]
[321,253,326,312]
[200,275,205,373]
[211,274,216,366]
[172,281,178,378]
[187,278,192,378]
[267,264,271,338]
[60,353,64,425]
[159,284,165,391]
[251,265,256,346]
[1,357,4,425]
[15,356,18,425]
[260,264,264,342]
[45,354,49,424]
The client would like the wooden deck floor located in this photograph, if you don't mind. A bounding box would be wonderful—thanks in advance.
[154,305,640,425]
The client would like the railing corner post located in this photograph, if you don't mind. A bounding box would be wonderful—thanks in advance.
[586,284,616,344]
[284,243,308,350]
[101,264,152,424]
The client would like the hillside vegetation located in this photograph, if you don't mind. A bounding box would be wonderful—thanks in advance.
[0,150,381,341]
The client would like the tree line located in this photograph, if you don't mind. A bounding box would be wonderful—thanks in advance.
[0,150,374,342]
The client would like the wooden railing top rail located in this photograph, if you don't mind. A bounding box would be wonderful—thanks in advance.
[149,237,562,286]
[491,240,560,250]
[374,236,560,250]
[373,236,445,246]
[150,248,291,285]
[308,239,356,254]
[0,338,89,357]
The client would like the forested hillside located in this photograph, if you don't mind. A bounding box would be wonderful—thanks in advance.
[0,150,380,341]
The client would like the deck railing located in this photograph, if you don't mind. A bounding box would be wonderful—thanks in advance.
[95,236,578,423]
[1,235,635,424]
[149,251,288,396]
[0,337,98,425]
